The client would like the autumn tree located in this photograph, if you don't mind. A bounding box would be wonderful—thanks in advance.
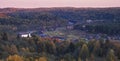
[36,57,47,61]
[10,44,18,54]
[80,44,89,61]
[106,49,116,61]
[45,41,56,54]
[6,54,23,61]
[93,41,101,56]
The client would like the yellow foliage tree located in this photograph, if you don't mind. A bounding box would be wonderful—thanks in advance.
[106,49,116,61]
[7,54,23,61]
[80,44,89,61]
[38,57,47,61]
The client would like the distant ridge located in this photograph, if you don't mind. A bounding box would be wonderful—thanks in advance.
[0,7,120,13]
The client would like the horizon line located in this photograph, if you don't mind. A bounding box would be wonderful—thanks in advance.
[0,6,120,9]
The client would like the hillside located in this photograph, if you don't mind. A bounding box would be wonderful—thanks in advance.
[0,7,120,61]
[0,7,120,34]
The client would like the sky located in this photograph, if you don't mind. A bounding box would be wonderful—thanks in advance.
[0,0,120,8]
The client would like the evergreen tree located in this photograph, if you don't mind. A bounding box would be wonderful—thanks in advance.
[68,42,75,53]
[1,32,8,41]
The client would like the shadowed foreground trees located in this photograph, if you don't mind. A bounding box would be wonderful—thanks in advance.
[0,33,120,61]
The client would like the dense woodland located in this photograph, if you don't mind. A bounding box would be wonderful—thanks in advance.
[0,32,120,61]
[0,7,120,61]
[0,7,120,33]
[74,20,120,35]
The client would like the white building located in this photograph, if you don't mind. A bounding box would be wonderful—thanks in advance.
[19,33,31,38]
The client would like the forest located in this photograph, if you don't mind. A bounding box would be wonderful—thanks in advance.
[74,20,120,35]
[0,7,120,61]
[0,7,120,33]
[0,32,120,61]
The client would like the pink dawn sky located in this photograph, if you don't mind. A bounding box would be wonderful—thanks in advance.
[0,0,120,8]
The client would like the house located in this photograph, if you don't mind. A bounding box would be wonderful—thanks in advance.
[19,33,31,38]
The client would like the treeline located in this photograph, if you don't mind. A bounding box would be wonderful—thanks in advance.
[0,12,67,32]
[0,32,120,61]
[49,7,120,20]
[1,7,120,20]
[74,21,120,35]
[0,7,120,32]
